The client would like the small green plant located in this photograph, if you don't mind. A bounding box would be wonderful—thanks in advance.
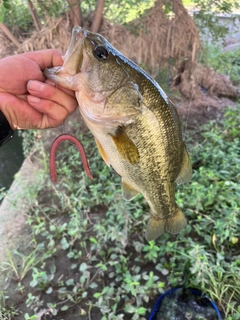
[143,240,161,263]
[18,130,39,157]
[0,291,19,319]
[30,266,55,291]
[1,246,47,281]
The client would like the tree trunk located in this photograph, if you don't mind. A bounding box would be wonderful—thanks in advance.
[0,23,21,47]
[67,0,82,27]
[91,0,105,33]
[27,0,42,31]
[36,0,51,23]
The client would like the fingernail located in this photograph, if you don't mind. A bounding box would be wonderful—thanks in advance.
[28,95,40,104]
[28,80,45,92]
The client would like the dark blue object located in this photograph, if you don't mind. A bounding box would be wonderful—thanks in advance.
[148,288,222,320]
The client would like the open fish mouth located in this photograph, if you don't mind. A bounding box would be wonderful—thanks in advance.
[44,27,85,84]
[61,26,85,74]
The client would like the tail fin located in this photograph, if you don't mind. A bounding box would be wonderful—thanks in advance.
[145,207,187,241]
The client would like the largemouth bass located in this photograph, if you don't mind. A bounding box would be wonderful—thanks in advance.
[44,26,192,241]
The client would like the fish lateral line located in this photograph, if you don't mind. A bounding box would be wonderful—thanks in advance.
[50,134,93,183]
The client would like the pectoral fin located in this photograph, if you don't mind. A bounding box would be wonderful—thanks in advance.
[110,130,139,165]
[122,180,139,201]
[95,138,110,166]
[175,147,192,185]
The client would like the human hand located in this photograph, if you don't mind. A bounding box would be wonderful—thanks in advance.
[0,49,78,130]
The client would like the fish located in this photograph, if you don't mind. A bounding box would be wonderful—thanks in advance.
[44,26,192,241]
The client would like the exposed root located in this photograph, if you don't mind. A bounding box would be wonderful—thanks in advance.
[172,62,240,105]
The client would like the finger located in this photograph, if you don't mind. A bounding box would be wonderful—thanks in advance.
[27,80,78,114]
[0,92,43,130]
[26,96,72,128]
[45,79,76,98]
[23,49,64,69]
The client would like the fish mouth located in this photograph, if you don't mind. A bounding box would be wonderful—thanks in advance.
[61,26,86,74]
[44,26,86,88]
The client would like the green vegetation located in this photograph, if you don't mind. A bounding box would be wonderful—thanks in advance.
[0,0,67,29]
[0,0,155,30]
[200,45,240,85]
[105,0,155,24]
[1,0,239,42]
[184,0,240,42]
[0,105,239,319]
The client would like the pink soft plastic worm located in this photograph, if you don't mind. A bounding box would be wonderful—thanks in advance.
[50,134,93,183]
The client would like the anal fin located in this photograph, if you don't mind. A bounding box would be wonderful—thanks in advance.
[175,146,192,185]
[122,180,139,201]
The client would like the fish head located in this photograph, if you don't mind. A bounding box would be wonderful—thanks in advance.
[44,27,143,125]
[44,26,132,99]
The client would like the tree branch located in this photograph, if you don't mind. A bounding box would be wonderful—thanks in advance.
[91,0,105,33]
[0,23,21,47]
[67,0,82,27]
[27,0,42,31]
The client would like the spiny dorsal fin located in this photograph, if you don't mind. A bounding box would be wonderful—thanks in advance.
[122,180,139,201]
[110,130,139,165]
[175,146,192,185]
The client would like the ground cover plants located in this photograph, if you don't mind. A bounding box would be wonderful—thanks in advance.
[0,103,239,320]
[201,45,240,85]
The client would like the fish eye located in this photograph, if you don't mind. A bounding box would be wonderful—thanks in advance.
[93,46,109,61]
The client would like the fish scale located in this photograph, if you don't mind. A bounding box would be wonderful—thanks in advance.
[44,26,192,241]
